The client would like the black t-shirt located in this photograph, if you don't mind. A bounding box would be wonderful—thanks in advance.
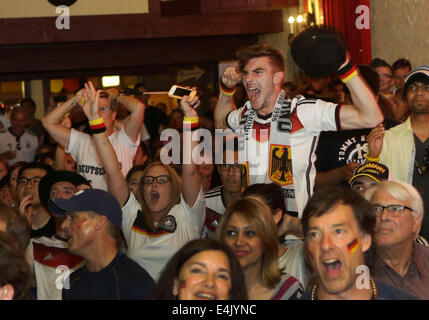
[30,216,56,239]
[315,117,400,172]
[62,252,155,300]
[413,135,429,239]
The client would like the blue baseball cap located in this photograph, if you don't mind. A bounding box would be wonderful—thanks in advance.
[48,189,122,229]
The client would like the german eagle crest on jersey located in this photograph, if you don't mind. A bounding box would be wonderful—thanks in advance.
[269,144,293,186]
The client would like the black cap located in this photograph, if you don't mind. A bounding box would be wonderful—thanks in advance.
[291,25,347,78]
[349,162,390,185]
[39,170,91,211]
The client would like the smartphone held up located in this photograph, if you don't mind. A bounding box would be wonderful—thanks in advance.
[168,85,196,100]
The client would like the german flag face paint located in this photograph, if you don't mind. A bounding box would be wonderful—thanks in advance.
[347,239,359,255]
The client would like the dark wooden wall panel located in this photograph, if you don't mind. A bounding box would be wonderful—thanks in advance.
[0,10,282,45]
[201,0,298,11]
[0,35,258,81]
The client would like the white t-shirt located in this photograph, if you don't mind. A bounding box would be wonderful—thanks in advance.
[226,95,340,217]
[122,189,206,281]
[0,129,39,165]
[278,241,309,289]
[27,236,85,300]
[114,120,150,142]
[67,127,139,190]
[0,114,11,129]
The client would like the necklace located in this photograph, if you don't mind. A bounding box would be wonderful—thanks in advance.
[311,278,378,300]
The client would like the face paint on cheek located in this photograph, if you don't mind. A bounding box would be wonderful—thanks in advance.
[76,218,88,230]
[347,238,359,255]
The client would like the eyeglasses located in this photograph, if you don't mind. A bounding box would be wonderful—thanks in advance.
[98,106,111,113]
[218,164,242,172]
[17,176,43,186]
[407,83,429,93]
[141,175,170,184]
[373,204,415,217]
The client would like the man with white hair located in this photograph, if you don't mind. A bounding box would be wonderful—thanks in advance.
[364,180,429,299]
[367,66,429,239]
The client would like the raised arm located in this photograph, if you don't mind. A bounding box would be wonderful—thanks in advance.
[42,91,83,148]
[314,162,360,189]
[366,124,385,161]
[82,83,130,207]
[180,91,202,207]
[106,88,145,144]
[337,57,384,130]
[214,67,241,129]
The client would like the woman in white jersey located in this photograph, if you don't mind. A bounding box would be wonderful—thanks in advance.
[81,82,205,280]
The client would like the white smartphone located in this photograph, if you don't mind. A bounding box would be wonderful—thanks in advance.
[168,85,196,100]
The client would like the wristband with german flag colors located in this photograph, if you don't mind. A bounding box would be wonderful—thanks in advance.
[89,117,106,134]
[88,117,104,126]
[219,79,236,96]
[339,64,358,83]
[183,116,199,131]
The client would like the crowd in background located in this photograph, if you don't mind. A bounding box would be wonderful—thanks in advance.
[0,46,428,301]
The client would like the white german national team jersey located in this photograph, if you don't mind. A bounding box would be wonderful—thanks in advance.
[67,127,139,190]
[121,189,205,281]
[203,186,226,239]
[26,236,85,300]
[227,94,340,217]
[0,129,39,165]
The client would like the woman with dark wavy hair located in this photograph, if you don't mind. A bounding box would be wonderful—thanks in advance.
[151,238,248,300]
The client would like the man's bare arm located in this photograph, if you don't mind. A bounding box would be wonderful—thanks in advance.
[42,92,82,148]
[84,84,130,206]
[338,61,384,129]
[214,67,241,129]
[113,93,145,144]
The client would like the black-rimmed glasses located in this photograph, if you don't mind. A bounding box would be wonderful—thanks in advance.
[141,175,170,184]
[17,176,43,186]
[373,204,414,217]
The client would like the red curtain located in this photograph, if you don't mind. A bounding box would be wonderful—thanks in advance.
[323,0,372,65]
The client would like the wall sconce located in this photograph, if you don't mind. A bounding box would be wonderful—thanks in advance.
[288,11,316,43]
